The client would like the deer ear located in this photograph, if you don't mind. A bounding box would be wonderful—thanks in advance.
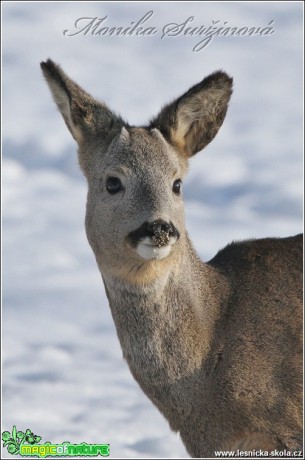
[150,71,233,157]
[40,59,122,144]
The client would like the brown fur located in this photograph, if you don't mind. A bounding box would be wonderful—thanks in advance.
[150,71,233,157]
[41,59,303,458]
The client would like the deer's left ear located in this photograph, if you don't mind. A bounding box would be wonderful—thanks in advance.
[149,71,233,157]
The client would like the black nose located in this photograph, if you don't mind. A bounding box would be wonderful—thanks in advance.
[127,220,180,248]
[146,220,177,247]
[147,220,173,238]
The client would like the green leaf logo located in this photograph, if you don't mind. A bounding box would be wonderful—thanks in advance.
[2,431,11,442]
[2,426,42,455]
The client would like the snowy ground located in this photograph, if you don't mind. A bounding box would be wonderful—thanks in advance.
[2,2,303,459]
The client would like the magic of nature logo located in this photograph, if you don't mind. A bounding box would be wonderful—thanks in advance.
[2,426,110,457]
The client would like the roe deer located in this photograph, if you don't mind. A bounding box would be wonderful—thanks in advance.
[41,59,303,458]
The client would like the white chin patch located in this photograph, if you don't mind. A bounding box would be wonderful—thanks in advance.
[137,243,172,260]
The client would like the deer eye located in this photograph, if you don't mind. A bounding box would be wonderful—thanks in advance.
[106,177,123,194]
[173,179,182,194]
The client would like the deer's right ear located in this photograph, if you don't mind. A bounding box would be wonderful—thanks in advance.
[40,59,121,145]
[150,71,233,157]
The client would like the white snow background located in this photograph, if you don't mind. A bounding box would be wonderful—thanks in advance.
[2,2,303,459]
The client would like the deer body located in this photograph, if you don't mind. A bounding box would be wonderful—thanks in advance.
[41,60,303,457]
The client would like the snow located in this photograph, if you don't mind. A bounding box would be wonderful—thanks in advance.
[2,2,303,459]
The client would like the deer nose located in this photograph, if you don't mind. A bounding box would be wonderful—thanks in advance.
[147,220,174,238]
[126,220,180,249]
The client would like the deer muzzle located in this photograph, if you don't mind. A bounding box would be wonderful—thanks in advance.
[127,220,180,260]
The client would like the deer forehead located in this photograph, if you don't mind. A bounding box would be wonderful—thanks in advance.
[104,127,188,178]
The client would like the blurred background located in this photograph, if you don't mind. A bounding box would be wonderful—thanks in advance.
[2,2,303,458]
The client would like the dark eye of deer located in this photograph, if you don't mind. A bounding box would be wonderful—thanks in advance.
[106,177,123,194]
[173,179,182,194]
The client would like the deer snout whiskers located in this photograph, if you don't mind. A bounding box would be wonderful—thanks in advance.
[127,220,180,260]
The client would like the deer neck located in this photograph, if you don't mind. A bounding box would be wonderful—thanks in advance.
[100,236,227,386]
